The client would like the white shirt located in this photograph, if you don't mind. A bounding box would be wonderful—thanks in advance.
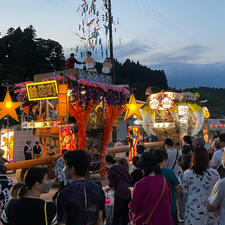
[165,148,181,177]
[211,149,223,169]
[208,178,225,225]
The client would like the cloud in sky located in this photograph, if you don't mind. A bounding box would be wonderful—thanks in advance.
[114,40,153,60]
[151,61,225,88]
[113,41,225,88]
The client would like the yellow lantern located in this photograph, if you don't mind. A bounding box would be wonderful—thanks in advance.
[58,85,69,118]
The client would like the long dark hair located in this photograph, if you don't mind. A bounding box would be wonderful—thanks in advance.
[18,167,48,198]
[140,152,161,176]
[192,147,209,175]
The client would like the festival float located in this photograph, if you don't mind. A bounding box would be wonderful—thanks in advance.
[1,68,127,176]
[123,91,210,161]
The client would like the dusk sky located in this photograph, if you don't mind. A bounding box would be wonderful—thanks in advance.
[1,0,225,88]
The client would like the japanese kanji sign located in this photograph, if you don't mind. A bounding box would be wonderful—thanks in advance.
[26,80,58,101]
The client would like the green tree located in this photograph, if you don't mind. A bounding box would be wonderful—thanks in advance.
[0,25,65,83]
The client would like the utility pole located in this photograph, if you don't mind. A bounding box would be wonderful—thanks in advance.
[107,0,117,142]
[108,0,114,84]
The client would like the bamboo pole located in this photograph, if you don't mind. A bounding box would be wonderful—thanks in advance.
[5,156,59,171]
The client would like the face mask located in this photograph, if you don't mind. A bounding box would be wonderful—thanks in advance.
[42,181,52,194]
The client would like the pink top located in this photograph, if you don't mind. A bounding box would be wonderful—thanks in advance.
[129,175,173,225]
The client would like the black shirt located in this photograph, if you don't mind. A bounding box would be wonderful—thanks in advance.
[1,198,57,225]
[33,146,41,154]
[0,174,13,211]
[57,180,105,225]
[24,145,32,160]
[131,168,143,185]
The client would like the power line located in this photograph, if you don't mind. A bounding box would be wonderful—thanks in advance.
[129,0,182,35]
[128,0,195,42]
[137,0,194,40]
[50,0,74,8]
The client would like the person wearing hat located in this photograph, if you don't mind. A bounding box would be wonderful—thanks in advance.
[129,152,173,225]
[105,155,132,225]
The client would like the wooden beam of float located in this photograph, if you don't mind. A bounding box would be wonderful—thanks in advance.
[5,156,59,171]
[5,142,163,171]
[107,142,163,154]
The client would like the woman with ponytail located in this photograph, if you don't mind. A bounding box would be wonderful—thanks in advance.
[1,167,57,225]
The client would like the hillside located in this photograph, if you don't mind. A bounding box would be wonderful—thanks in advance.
[184,87,225,116]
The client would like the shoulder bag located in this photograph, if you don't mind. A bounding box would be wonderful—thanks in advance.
[143,177,166,225]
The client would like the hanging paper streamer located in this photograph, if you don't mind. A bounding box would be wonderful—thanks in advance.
[75,0,118,59]
[87,19,95,27]
[104,25,109,36]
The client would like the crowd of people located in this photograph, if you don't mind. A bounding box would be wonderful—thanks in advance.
[104,134,225,225]
[0,134,225,225]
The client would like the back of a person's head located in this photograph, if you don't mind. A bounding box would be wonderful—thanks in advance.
[87,51,92,56]
[154,149,168,164]
[64,150,89,177]
[192,147,209,175]
[132,156,140,167]
[193,137,205,149]
[137,145,145,155]
[181,154,192,171]
[219,133,225,144]
[164,138,174,147]
[0,165,7,174]
[105,155,116,165]
[10,183,24,199]
[19,167,48,198]
[183,135,192,146]
[140,152,161,176]
[182,145,192,155]
[118,158,129,171]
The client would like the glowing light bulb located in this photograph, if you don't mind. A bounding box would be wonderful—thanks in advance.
[6,101,12,109]
[129,104,136,111]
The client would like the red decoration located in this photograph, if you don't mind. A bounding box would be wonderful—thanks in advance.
[69,99,96,150]
[100,104,125,177]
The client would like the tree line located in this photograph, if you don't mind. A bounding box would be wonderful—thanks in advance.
[0,26,224,116]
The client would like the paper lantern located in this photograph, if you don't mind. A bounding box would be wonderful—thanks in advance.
[149,98,159,110]
[58,85,69,118]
